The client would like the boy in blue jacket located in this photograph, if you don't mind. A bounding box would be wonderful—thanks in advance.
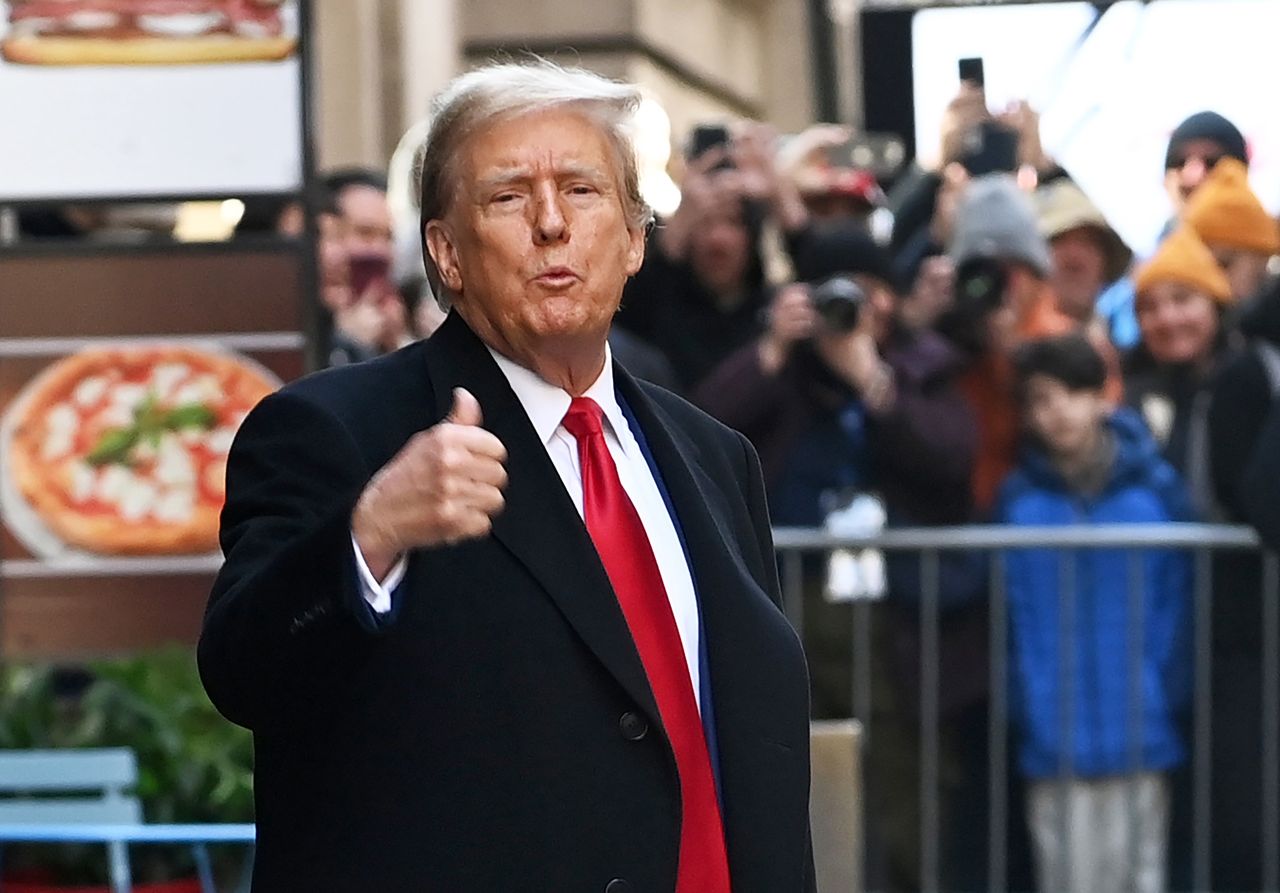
[998,333,1193,893]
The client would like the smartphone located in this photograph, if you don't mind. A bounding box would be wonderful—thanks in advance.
[687,123,731,162]
[959,121,1020,176]
[822,133,907,177]
[349,254,391,298]
[958,56,985,89]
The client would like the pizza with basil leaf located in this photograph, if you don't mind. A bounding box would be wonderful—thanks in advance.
[6,345,278,556]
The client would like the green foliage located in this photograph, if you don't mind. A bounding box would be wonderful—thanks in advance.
[0,647,253,883]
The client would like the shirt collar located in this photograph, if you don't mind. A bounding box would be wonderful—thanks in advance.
[486,343,633,453]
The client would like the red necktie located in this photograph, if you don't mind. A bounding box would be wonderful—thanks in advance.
[562,397,731,893]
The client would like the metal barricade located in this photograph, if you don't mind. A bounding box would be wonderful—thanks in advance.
[774,523,1278,893]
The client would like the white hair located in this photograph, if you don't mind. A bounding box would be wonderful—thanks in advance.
[418,57,653,303]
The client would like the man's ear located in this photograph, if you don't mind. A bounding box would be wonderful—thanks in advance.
[624,224,646,277]
[425,220,464,293]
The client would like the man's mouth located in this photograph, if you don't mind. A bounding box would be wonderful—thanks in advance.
[533,266,580,288]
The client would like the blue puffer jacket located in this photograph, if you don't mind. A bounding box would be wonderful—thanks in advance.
[997,409,1194,779]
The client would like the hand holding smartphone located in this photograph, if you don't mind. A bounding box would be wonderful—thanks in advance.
[958,57,985,88]
[954,56,1019,176]
[687,123,734,172]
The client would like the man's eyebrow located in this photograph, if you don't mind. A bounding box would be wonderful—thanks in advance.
[474,163,611,191]
[556,162,610,181]
[474,167,530,190]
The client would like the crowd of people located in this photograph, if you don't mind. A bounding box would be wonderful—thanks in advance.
[280,84,1280,892]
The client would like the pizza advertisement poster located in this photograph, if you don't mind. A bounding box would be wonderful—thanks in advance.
[0,0,305,201]
[1,342,283,564]
[0,245,307,657]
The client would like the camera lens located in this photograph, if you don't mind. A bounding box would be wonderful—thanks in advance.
[955,258,1007,312]
[810,275,866,333]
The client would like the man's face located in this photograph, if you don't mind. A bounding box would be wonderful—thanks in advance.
[1050,227,1108,322]
[1164,138,1229,212]
[1024,374,1106,461]
[1136,281,1220,365]
[316,212,354,313]
[1209,244,1271,302]
[425,108,644,365]
[1001,263,1047,347]
[338,184,395,262]
[689,188,751,297]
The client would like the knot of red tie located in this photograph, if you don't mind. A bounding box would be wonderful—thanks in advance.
[562,396,604,440]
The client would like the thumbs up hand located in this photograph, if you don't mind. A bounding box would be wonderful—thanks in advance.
[352,388,508,577]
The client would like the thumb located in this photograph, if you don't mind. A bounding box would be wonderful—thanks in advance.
[446,387,483,427]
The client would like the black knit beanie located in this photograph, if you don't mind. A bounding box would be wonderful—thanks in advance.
[1165,111,1248,169]
[791,220,895,288]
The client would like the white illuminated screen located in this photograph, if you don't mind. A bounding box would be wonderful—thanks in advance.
[913,0,1280,257]
[0,1,303,201]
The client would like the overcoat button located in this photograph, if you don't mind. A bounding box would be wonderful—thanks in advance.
[605,879,633,893]
[618,711,648,741]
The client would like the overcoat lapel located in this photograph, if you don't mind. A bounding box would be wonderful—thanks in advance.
[423,313,660,726]
[614,365,768,670]
[613,367,781,863]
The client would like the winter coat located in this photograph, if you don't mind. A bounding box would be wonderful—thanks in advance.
[997,409,1195,779]
[616,220,769,392]
[1206,282,1280,651]
[958,286,1124,515]
[694,325,975,527]
[1124,337,1236,517]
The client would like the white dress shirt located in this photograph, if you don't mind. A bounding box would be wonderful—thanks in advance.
[352,346,703,703]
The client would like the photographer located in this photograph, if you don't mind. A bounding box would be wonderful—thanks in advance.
[695,221,973,530]
[891,81,1053,291]
[617,122,808,392]
[940,174,1123,515]
[696,222,981,889]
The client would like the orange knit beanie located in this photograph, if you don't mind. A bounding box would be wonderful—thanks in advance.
[1184,158,1280,255]
[1134,226,1233,303]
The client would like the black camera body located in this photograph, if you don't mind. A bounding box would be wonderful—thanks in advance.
[811,275,867,333]
[954,257,1008,313]
[936,257,1010,354]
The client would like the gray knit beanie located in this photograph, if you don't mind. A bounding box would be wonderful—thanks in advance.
[949,174,1052,276]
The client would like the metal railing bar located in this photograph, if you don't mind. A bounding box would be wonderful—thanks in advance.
[771,523,1259,552]
[1193,547,1213,893]
[919,548,941,893]
[987,549,1008,893]
[1058,550,1078,889]
[1127,549,1146,887]
[1262,551,1279,893]
[852,598,872,740]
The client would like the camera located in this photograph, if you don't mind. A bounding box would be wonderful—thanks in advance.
[687,123,734,172]
[954,257,1007,313]
[811,275,867,333]
[936,257,1009,354]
